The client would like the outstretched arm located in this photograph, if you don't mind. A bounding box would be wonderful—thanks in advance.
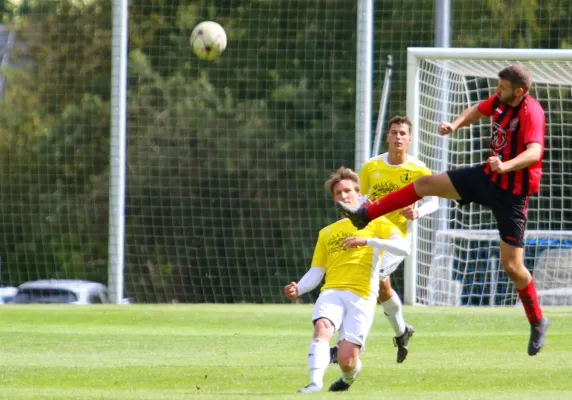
[342,234,410,257]
[417,195,439,218]
[283,266,325,300]
[439,104,484,134]
[401,195,439,220]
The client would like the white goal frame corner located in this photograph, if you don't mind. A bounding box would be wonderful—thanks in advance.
[403,47,572,305]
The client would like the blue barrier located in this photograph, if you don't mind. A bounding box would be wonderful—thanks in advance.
[451,238,572,306]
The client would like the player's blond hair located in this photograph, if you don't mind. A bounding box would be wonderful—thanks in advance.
[324,167,361,196]
[499,64,532,90]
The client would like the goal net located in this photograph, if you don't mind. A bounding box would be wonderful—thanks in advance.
[406,48,572,306]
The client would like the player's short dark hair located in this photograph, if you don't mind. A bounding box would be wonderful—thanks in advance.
[498,64,532,90]
[324,167,360,195]
[387,115,412,133]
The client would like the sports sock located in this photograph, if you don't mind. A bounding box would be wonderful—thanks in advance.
[366,183,422,220]
[308,338,330,388]
[381,294,406,336]
[516,279,543,323]
[341,359,362,384]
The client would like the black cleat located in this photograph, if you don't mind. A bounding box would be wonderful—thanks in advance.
[335,201,370,229]
[328,378,351,392]
[329,346,338,364]
[528,316,549,356]
[393,324,415,363]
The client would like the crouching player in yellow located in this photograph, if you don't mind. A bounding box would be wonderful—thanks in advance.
[283,167,410,393]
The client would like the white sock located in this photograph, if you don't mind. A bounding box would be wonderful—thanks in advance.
[381,294,406,336]
[308,338,330,388]
[341,358,362,384]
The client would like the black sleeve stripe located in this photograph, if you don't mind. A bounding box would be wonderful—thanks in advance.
[507,105,522,192]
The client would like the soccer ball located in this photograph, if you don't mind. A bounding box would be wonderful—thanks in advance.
[190,21,227,61]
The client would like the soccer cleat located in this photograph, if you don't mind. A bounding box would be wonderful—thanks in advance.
[329,346,338,364]
[335,201,371,229]
[328,378,352,392]
[393,324,415,363]
[297,383,321,393]
[528,316,549,356]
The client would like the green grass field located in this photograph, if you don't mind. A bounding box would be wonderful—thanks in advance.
[1,305,571,399]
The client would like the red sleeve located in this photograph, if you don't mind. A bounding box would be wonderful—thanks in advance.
[477,93,498,117]
[522,100,545,147]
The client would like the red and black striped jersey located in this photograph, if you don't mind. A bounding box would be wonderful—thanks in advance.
[478,93,545,196]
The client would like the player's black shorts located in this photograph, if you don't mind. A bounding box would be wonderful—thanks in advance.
[447,165,528,247]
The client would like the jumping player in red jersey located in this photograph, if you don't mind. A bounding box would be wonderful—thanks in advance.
[336,64,549,356]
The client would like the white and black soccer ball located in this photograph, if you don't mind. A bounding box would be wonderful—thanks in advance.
[190,21,227,61]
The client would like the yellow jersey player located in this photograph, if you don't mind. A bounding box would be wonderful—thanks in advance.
[354,116,438,363]
[284,167,409,393]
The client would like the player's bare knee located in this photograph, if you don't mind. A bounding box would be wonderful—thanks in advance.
[500,257,524,278]
[499,241,529,283]
[338,354,358,372]
[378,292,391,303]
[413,175,431,196]
[377,278,393,302]
[337,341,360,371]
[416,171,459,198]
[312,317,334,339]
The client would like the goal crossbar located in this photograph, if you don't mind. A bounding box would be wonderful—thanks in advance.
[408,47,572,61]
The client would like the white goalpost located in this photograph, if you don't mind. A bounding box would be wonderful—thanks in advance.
[405,47,572,306]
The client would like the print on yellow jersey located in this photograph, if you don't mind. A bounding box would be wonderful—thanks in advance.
[359,154,431,235]
[310,217,402,299]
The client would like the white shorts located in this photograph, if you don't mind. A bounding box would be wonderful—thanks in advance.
[379,233,411,280]
[379,251,405,280]
[312,289,376,350]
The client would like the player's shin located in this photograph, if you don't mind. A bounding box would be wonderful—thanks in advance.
[516,279,543,323]
[308,338,330,388]
[341,358,362,384]
[381,294,406,336]
[367,183,422,220]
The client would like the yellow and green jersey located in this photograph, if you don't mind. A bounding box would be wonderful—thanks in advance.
[359,153,431,235]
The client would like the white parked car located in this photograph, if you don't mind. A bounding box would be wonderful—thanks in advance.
[0,286,18,304]
[9,279,111,304]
